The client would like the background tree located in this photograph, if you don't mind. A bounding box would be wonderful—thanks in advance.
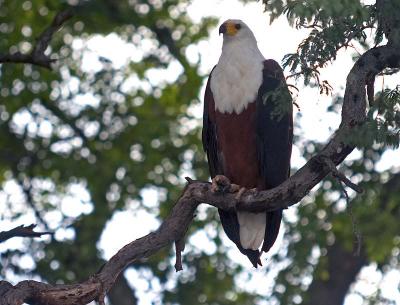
[0,0,399,305]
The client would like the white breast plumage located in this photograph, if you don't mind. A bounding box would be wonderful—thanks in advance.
[210,40,265,114]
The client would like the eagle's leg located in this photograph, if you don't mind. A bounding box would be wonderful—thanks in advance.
[211,175,241,193]
[211,175,231,193]
[211,175,259,198]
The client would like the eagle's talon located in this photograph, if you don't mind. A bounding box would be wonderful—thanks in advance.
[211,175,231,193]
[211,182,220,193]
[234,187,259,200]
[229,183,240,193]
[235,187,247,200]
[250,187,258,194]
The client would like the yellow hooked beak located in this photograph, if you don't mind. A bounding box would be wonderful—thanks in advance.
[219,21,240,36]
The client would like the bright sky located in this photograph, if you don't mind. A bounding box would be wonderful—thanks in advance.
[1,0,399,304]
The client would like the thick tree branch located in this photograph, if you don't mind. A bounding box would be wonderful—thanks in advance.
[1,41,399,305]
[0,224,52,243]
[0,9,73,69]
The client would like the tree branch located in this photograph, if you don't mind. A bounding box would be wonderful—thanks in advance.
[319,155,363,194]
[0,9,73,69]
[0,224,52,243]
[1,39,399,305]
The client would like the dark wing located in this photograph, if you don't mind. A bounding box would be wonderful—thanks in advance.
[256,59,293,253]
[202,69,262,267]
[202,67,222,178]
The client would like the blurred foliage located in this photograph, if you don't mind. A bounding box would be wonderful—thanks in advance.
[1,0,399,305]
[349,85,400,149]
[263,0,379,95]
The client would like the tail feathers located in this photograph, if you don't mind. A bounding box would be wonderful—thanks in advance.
[218,209,262,267]
[240,248,262,268]
[218,209,282,267]
[237,211,266,250]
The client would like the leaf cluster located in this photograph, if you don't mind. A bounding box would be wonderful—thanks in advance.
[264,0,375,92]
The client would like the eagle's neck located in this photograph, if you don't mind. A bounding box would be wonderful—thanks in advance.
[211,39,264,114]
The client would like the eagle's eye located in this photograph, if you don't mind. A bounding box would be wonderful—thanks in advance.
[235,24,241,30]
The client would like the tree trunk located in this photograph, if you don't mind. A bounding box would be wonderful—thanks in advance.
[308,243,367,305]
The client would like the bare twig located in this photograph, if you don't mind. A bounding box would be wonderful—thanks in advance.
[0,224,52,244]
[293,101,301,111]
[174,239,185,272]
[19,176,51,231]
[378,68,400,76]
[338,182,362,256]
[319,156,363,194]
[185,177,195,184]
[319,154,363,255]
[0,9,73,69]
[96,288,106,305]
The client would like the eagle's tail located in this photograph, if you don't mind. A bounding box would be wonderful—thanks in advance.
[218,209,282,267]
[218,209,261,267]
[237,211,266,250]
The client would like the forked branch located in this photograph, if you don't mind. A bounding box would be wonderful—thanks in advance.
[0,9,73,69]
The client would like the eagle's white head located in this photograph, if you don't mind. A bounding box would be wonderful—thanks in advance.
[211,19,265,114]
[219,19,258,48]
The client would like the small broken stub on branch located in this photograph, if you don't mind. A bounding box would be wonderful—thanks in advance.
[174,238,185,272]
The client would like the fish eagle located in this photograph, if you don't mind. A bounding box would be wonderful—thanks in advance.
[202,19,293,267]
